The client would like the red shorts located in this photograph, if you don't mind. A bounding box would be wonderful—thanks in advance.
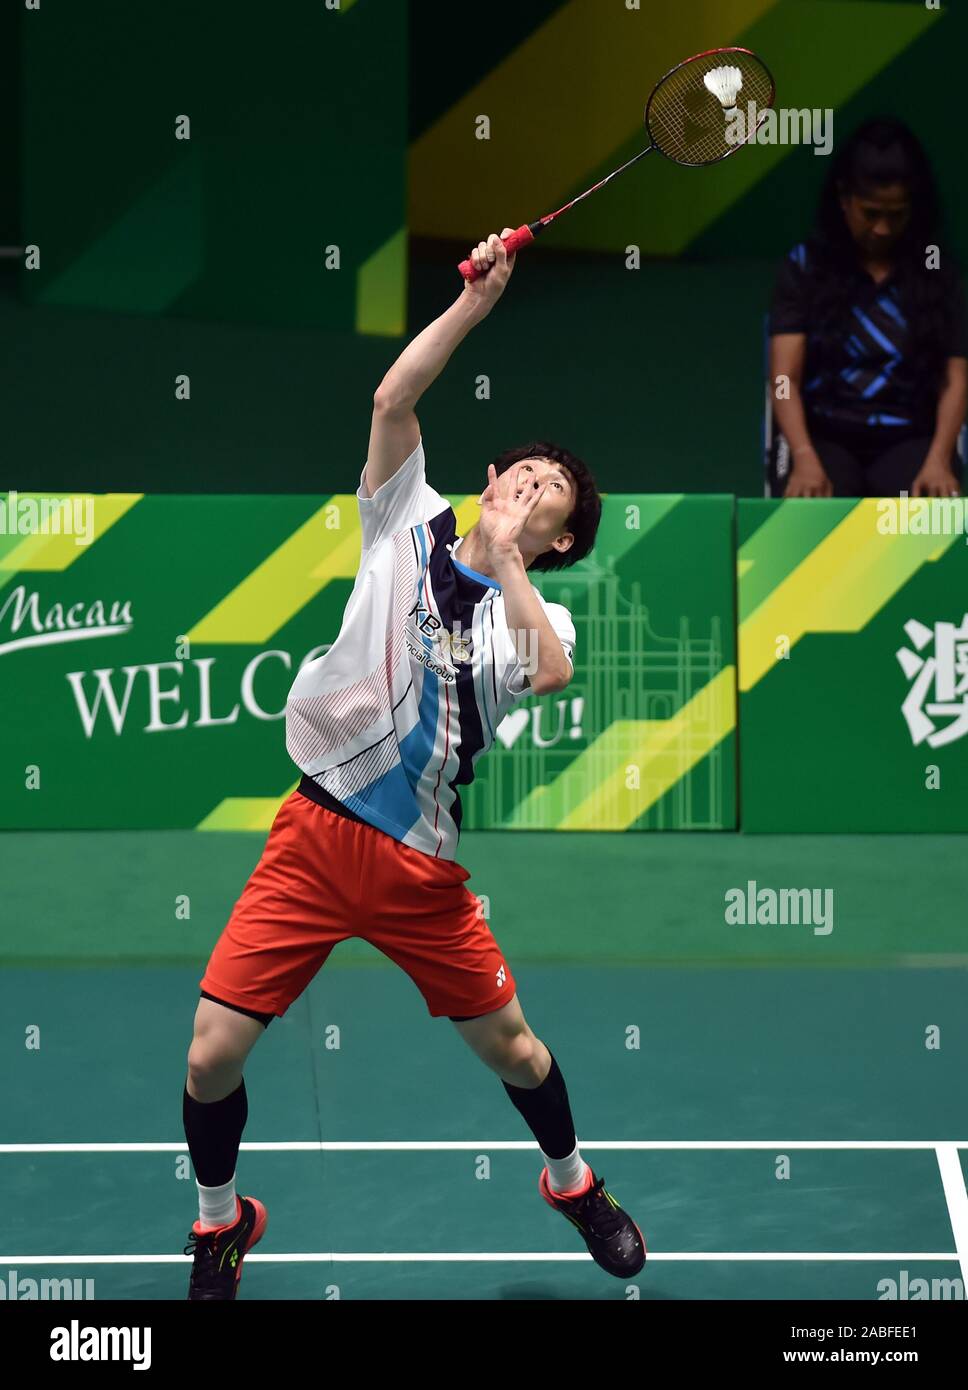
[200,788,516,1021]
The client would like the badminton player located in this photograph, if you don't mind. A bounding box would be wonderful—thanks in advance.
[181,229,646,1298]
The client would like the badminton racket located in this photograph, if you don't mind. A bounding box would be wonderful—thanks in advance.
[458,46,776,281]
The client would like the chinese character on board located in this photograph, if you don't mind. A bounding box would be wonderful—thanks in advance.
[897,615,968,747]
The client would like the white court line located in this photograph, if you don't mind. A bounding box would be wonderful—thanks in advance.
[3,1140,967,1153]
[4,1143,959,1270]
[0,1252,960,1265]
[936,1144,968,1289]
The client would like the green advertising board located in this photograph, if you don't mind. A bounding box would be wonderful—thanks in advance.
[739,498,968,832]
[0,492,736,833]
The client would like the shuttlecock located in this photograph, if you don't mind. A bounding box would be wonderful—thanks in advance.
[704,64,743,118]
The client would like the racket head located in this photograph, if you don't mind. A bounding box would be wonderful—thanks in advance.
[645,46,776,167]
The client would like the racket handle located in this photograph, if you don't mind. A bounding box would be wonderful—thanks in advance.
[457,223,538,281]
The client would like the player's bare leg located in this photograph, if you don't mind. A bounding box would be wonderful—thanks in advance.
[450,994,551,1087]
[186,997,266,1102]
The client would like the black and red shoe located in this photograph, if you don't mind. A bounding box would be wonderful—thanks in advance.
[540,1166,646,1277]
[184,1195,267,1300]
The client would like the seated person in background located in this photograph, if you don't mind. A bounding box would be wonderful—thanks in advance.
[769,117,968,499]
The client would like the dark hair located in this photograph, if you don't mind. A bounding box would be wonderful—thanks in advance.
[809,117,955,395]
[490,440,601,571]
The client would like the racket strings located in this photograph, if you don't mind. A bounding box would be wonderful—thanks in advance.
[457,45,774,279]
[648,49,774,166]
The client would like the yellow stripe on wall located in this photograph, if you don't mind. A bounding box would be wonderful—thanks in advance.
[187,498,360,644]
[198,784,298,831]
[356,227,407,337]
[411,0,937,257]
[188,492,482,648]
[507,666,736,830]
[739,501,960,692]
[0,494,142,572]
[409,0,776,242]
[449,493,483,539]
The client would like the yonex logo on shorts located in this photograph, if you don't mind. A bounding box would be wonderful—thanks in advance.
[496,965,507,987]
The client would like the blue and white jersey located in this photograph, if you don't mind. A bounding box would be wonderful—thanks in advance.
[769,241,968,432]
[285,439,576,860]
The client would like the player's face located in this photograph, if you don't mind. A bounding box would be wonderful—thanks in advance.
[839,181,911,259]
[506,457,576,560]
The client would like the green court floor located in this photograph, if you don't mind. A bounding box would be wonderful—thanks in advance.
[1,831,966,1300]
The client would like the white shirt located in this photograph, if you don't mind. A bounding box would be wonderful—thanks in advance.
[285,438,576,859]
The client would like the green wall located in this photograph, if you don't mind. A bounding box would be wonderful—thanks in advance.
[5,0,965,499]
[2,254,774,497]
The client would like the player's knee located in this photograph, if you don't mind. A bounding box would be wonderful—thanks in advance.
[189,999,264,1079]
[493,1028,538,1074]
[186,1038,243,1095]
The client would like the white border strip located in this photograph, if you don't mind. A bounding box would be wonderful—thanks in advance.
[936,1144,968,1288]
[0,1252,960,1265]
[3,1140,967,1154]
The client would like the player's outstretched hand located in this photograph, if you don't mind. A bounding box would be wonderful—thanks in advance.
[461,228,516,311]
[477,462,547,568]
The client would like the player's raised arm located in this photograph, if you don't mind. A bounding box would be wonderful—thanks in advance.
[363,229,518,497]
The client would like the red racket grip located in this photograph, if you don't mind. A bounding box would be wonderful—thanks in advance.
[457,223,535,281]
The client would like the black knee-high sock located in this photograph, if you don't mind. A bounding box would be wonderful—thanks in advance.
[182,1080,248,1187]
[502,1052,577,1159]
